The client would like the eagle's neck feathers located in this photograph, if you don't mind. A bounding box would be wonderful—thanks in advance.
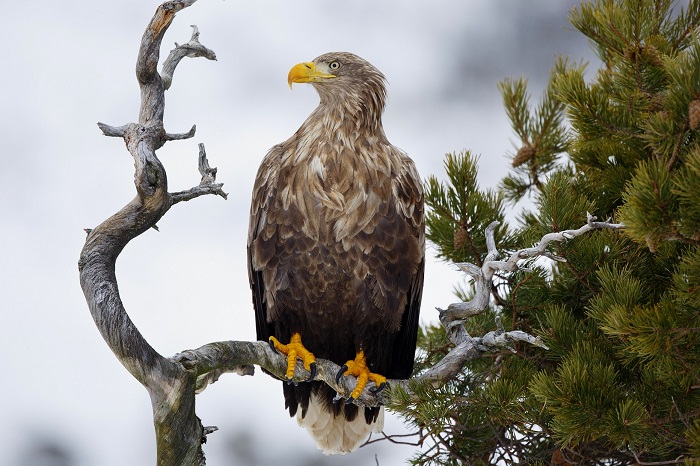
[313,73,387,136]
[280,82,401,243]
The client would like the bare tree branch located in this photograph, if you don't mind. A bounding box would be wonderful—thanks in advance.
[97,122,128,137]
[162,25,217,90]
[441,214,624,326]
[421,214,623,386]
[171,144,228,204]
[79,2,224,464]
[165,124,197,141]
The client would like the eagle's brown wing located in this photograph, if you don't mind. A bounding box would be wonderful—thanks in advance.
[247,142,284,345]
[386,155,424,379]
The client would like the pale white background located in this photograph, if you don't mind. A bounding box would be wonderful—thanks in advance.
[0,1,595,464]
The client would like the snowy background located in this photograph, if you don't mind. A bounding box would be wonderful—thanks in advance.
[1,1,596,465]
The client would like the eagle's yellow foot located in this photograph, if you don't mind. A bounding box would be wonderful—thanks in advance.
[269,333,317,382]
[335,350,387,401]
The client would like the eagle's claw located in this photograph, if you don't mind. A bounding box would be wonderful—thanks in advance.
[335,364,349,384]
[336,351,388,400]
[268,333,317,381]
[370,382,387,395]
[307,362,317,382]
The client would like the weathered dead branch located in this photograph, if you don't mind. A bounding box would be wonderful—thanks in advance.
[79,2,220,464]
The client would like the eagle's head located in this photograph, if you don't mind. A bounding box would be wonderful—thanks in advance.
[288,52,387,127]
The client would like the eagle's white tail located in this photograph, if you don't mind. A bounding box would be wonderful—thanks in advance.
[296,392,384,455]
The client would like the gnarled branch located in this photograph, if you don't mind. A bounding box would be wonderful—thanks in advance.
[162,25,217,90]
[79,2,224,464]
[171,143,228,204]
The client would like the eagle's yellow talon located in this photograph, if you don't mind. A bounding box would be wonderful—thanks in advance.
[337,350,387,400]
[269,333,316,381]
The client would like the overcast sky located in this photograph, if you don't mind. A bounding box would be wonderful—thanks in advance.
[1,1,595,465]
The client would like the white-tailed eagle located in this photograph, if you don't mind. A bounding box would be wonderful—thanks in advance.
[248,52,424,454]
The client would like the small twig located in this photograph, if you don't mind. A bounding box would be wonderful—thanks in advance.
[162,25,217,90]
[165,124,197,141]
[97,122,128,138]
[171,143,228,203]
[197,143,218,184]
[484,221,500,261]
[632,452,695,465]
[363,430,427,447]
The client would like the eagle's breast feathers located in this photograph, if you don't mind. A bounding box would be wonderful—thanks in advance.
[250,131,423,328]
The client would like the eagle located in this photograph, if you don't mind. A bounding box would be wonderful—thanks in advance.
[247,52,425,454]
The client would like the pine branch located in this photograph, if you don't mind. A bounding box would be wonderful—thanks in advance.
[420,215,624,386]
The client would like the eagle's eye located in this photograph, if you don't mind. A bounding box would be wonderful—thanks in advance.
[328,61,341,71]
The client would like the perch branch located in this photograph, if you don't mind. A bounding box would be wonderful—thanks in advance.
[171,324,550,408]
[175,341,395,408]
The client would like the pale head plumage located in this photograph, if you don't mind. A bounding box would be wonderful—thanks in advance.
[289,52,388,134]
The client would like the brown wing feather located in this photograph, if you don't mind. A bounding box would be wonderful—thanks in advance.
[248,142,285,343]
[386,156,424,378]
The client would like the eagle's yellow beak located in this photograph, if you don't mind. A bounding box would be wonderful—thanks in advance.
[288,62,336,89]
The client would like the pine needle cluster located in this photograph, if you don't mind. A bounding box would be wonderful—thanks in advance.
[393,1,700,464]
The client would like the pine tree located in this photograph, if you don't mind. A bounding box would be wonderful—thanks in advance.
[393,1,700,464]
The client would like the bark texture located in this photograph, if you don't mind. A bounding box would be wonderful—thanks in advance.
[78,2,221,465]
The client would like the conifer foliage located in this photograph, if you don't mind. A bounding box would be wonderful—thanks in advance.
[395,1,700,464]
